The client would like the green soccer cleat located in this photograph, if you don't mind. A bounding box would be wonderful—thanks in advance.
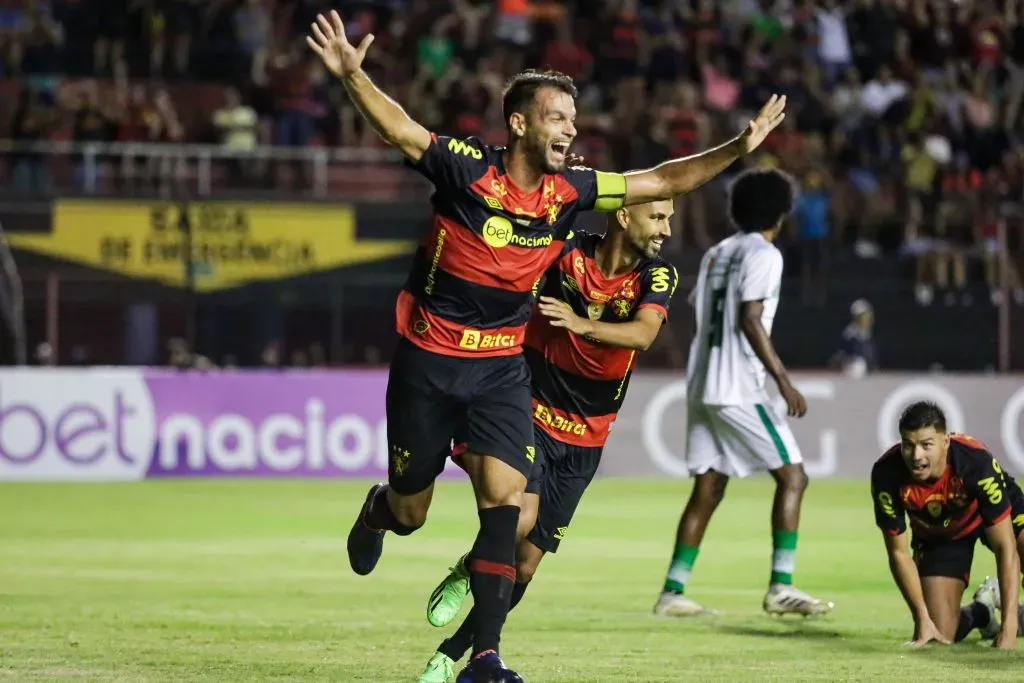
[417,652,455,683]
[427,553,471,628]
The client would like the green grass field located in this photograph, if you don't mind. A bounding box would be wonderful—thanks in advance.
[1,478,1021,682]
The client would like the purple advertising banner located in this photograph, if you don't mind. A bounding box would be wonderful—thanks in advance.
[0,369,468,481]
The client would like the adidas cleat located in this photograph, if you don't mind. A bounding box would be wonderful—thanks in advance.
[653,591,718,617]
[763,584,834,617]
[347,483,386,576]
[427,553,471,628]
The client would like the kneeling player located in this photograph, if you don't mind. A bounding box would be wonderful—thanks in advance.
[416,201,679,682]
[871,401,1024,649]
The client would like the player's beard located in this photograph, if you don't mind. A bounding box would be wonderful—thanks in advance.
[630,235,661,259]
[530,135,563,174]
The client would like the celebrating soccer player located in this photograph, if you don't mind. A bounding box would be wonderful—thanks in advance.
[871,401,1024,649]
[307,10,784,681]
[654,169,833,618]
[416,200,679,683]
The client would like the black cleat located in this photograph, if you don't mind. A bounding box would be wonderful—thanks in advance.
[347,483,386,576]
[455,651,523,683]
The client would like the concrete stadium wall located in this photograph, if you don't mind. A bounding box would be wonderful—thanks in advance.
[0,369,1022,481]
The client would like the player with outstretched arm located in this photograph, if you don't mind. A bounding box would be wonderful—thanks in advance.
[871,401,1024,649]
[307,10,785,681]
[417,201,679,682]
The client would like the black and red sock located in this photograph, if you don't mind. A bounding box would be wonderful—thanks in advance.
[439,581,530,661]
[466,505,519,657]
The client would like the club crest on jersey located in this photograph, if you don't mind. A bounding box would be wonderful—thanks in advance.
[587,303,605,320]
[545,198,563,225]
[613,299,632,318]
[491,179,508,197]
[542,179,564,224]
[573,256,585,274]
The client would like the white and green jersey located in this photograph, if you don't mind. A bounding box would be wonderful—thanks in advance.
[686,232,783,405]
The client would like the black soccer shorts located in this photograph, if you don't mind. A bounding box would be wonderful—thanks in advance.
[914,509,1024,584]
[385,338,535,496]
[525,426,603,553]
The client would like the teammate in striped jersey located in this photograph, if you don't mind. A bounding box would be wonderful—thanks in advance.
[654,169,834,618]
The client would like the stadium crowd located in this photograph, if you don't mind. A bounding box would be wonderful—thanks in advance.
[2,0,1024,308]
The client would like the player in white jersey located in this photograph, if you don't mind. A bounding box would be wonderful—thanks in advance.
[653,169,834,618]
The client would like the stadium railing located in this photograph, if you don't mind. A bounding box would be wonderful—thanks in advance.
[0,139,426,199]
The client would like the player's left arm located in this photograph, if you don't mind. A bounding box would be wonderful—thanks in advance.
[973,454,1020,648]
[984,516,1019,649]
[536,264,680,351]
[620,95,787,204]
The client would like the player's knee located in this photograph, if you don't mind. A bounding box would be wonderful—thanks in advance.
[514,542,544,582]
[390,497,430,529]
[696,473,729,506]
[781,466,809,494]
[515,557,540,583]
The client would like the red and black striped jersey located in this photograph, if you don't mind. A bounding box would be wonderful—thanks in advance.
[398,134,627,358]
[870,434,1024,541]
[525,231,679,448]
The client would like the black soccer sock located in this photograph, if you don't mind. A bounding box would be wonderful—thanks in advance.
[1018,602,1024,634]
[364,485,420,535]
[955,601,991,642]
[466,505,519,657]
[438,581,531,661]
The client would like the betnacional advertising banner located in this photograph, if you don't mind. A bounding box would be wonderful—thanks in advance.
[0,369,463,481]
[1,369,1023,481]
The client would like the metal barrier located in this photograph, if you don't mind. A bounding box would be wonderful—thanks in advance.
[0,139,425,199]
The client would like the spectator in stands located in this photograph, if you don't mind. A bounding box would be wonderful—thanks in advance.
[13,6,62,86]
[860,64,908,119]
[794,168,832,306]
[10,86,55,193]
[933,159,977,305]
[91,0,128,79]
[213,87,258,186]
[71,81,116,192]
[976,196,1024,306]
[235,0,272,85]
[831,298,877,377]
[816,0,852,84]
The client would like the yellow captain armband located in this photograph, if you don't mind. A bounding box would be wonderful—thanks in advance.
[594,171,626,211]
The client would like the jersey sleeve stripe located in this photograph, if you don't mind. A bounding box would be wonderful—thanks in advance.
[594,171,626,211]
[986,507,1012,527]
[638,303,668,319]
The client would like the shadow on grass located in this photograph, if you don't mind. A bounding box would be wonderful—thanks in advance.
[712,622,845,640]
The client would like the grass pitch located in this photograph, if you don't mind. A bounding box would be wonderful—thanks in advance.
[1,478,1021,682]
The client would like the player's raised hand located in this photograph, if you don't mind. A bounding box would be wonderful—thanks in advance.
[740,94,786,154]
[905,617,951,648]
[538,296,590,336]
[306,10,374,79]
